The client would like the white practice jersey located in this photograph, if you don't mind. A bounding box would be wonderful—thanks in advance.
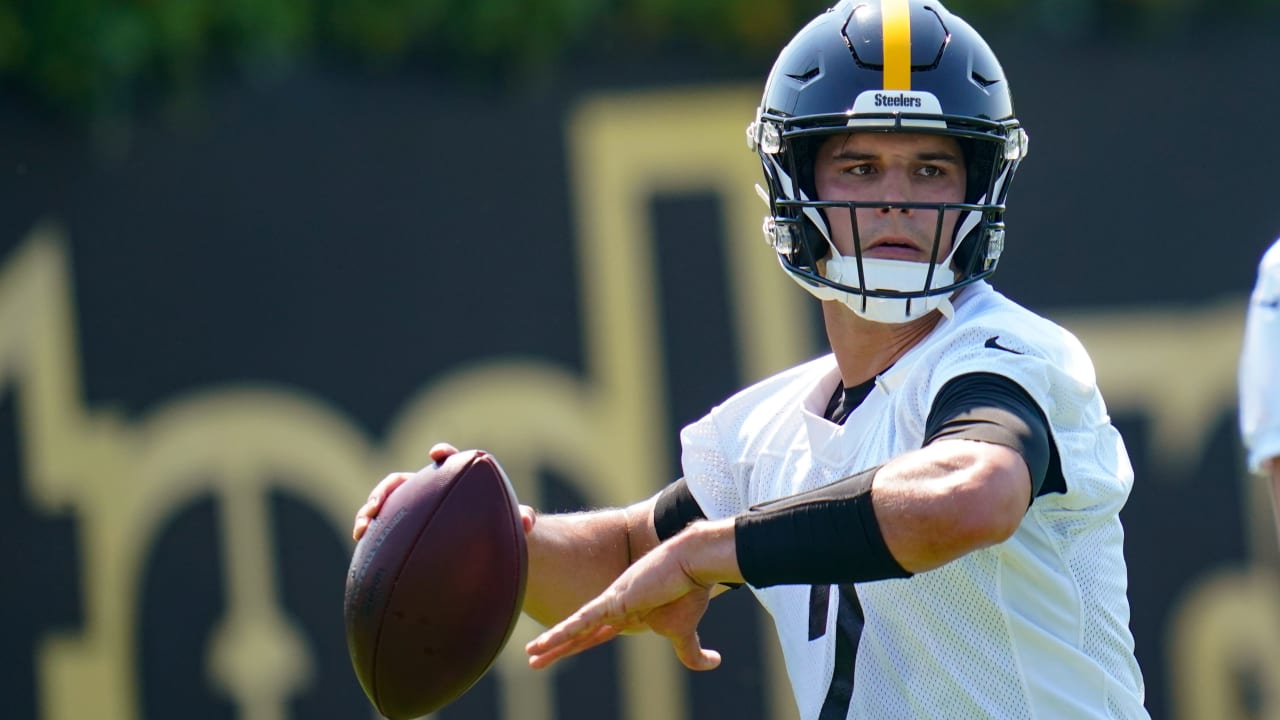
[1240,239,1280,472]
[681,281,1147,719]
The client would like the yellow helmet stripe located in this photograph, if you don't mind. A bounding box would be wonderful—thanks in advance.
[881,0,912,90]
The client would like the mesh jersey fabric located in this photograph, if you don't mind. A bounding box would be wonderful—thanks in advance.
[1240,238,1280,473]
[680,281,1147,719]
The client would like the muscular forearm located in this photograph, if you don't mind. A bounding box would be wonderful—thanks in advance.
[523,501,660,627]
[874,439,1030,573]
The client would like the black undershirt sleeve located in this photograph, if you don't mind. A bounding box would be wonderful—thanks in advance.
[924,372,1064,499]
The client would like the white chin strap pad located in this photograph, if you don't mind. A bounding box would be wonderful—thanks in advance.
[789,256,957,324]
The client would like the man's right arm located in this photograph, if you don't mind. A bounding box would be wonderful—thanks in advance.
[521,496,661,628]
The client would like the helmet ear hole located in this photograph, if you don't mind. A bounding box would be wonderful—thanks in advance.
[959,137,998,206]
[777,135,831,268]
[951,231,985,277]
[790,136,822,203]
[797,218,831,266]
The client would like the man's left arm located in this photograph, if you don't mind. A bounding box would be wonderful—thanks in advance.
[734,371,1050,583]
[873,370,1052,573]
[527,373,1052,664]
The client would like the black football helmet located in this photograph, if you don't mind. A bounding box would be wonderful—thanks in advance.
[747,0,1028,323]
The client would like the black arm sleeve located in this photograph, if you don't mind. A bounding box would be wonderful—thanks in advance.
[652,478,707,542]
[735,465,909,587]
[923,372,1065,498]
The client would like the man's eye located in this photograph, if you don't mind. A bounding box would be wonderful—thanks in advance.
[918,166,944,177]
[845,165,874,176]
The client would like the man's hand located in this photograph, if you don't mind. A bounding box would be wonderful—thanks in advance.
[524,518,740,671]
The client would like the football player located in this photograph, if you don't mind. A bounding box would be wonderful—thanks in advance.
[355,0,1149,717]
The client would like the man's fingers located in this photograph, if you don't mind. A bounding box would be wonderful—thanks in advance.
[535,624,620,667]
[526,611,601,655]
[670,631,721,671]
[366,473,410,511]
[527,624,620,669]
[526,598,630,663]
[527,617,721,673]
[428,443,458,462]
[350,439,460,542]
[352,472,413,540]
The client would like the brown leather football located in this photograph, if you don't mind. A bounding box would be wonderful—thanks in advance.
[344,449,528,719]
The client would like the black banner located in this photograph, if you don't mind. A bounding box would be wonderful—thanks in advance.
[3,28,1279,720]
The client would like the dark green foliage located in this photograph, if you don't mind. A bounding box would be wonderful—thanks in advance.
[0,0,1275,116]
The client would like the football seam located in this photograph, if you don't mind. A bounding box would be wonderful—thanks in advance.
[369,452,479,714]
[472,462,527,689]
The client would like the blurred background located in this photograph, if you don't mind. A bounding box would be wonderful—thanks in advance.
[3,1,1280,719]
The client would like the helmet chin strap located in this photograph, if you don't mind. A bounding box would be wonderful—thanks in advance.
[784,242,960,324]
[826,255,956,323]
[779,191,972,324]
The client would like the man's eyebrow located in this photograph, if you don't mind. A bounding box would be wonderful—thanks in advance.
[828,149,962,163]
[918,151,962,163]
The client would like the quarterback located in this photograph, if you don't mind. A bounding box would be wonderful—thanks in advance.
[355,0,1148,717]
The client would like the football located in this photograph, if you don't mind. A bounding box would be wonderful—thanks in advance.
[344,449,528,719]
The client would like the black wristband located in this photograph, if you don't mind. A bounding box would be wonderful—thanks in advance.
[734,466,911,588]
[653,478,707,542]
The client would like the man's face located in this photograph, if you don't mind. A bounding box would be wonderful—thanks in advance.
[813,131,967,263]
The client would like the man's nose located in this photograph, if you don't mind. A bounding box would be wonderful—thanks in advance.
[875,171,913,211]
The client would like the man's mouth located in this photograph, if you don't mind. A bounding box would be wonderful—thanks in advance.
[863,237,925,260]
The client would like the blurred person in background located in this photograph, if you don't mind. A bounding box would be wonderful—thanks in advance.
[1240,238,1280,544]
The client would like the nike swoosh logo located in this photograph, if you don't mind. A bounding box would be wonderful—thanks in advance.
[1259,297,1280,310]
[984,336,1024,355]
